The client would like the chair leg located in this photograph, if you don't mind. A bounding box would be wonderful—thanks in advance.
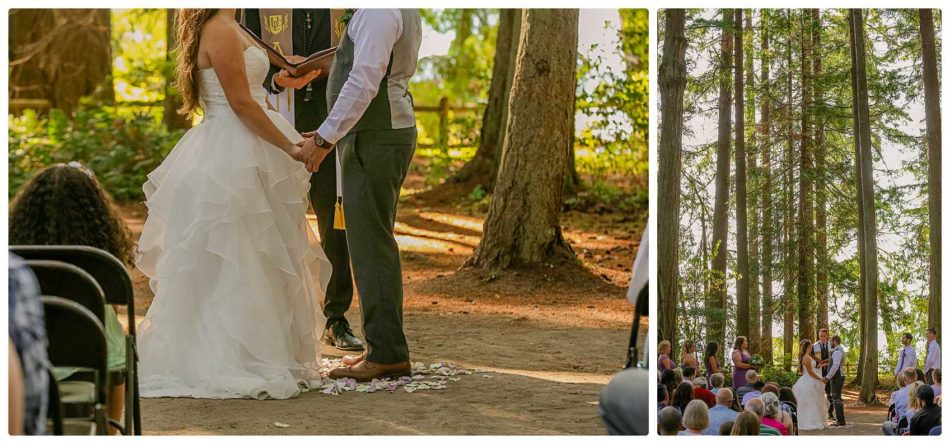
[132,343,142,435]
[124,340,134,435]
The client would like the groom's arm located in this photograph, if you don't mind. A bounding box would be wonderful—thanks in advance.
[314,9,403,144]
[244,9,285,95]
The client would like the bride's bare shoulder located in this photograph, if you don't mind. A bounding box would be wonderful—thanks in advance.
[200,18,243,52]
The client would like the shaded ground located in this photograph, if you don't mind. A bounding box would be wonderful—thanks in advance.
[118,174,645,435]
[799,387,890,436]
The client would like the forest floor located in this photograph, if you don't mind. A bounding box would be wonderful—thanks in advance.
[799,387,890,436]
[116,168,645,435]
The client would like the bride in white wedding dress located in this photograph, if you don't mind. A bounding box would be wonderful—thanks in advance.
[135,9,331,400]
[792,339,829,431]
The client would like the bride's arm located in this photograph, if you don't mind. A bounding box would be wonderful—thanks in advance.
[803,356,822,381]
[204,22,301,159]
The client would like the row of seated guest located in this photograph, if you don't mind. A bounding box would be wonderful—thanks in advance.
[883,366,942,435]
[8,163,137,435]
[658,389,793,436]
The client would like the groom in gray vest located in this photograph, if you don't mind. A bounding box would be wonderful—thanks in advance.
[298,9,421,381]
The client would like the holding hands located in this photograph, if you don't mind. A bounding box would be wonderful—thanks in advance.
[292,131,334,173]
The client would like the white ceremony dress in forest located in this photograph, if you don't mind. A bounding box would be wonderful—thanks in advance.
[792,357,829,431]
[135,45,331,400]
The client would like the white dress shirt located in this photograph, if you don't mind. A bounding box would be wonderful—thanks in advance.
[316,9,404,144]
[924,340,941,372]
[895,344,917,375]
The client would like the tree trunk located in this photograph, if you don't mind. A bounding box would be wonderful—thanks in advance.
[782,9,796,372]
[450,9,520,189]
[745,10,761,356]
[920,8,942,343]
[850,9,880,404]
[465,9,578,269]
[164,9,191,130]
[797,9,815,344]
[9,9,113,114]
[760,9,774,365]
[812,9,828,332]
[658,9,688,351]
[735,9,751,344]
[709,8,734,359]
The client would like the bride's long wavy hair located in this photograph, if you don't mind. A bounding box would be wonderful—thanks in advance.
[174,9,219,116]
[798,339,814,374]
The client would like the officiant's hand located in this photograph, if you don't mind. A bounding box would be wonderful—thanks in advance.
[274,68,321,90]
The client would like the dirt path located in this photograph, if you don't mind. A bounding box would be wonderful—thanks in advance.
[799,388,889,436]
[121,182,644,435]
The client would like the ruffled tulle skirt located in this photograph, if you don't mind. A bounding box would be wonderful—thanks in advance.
[792,373,829,430]
[135,109,331,400]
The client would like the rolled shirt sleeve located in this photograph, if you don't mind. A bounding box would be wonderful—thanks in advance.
[316,9,403,144]
[827,347,844,377]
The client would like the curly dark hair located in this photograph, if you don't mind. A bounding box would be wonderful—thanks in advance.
[9,164,134,264]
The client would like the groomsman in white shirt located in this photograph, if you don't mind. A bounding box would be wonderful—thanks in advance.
[924,327,941,385]
[894,333,917,379]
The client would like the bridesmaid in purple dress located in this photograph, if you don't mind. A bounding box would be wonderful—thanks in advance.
[658,340,677,372]
[704,341,720,380]
[731,336,756,390]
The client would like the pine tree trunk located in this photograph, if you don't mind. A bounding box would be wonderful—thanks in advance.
[850,9,880,404]
[745,10,761,355]
[920,8,942,343]
[735,9,751,343]
[782,9,796,372]
[658,9,688,351]
[164,9,191,130]
[451,9,520,189]
[813,9,829,332]
[709,9,734,360]
[9,9,113,114]
[465,9,578,269]
[797,10,815,344]
[760,9,774,365]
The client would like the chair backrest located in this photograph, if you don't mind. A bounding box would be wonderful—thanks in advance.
[12,245,136,335]
[41,296,108,405]
[26,260,106,325]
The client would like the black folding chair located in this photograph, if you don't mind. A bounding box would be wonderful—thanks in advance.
[42,296,108,435]
[13,245,141,435]
[782,401,799,435]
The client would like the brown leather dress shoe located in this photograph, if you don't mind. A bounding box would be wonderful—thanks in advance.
[328,359,411,382]
[341,352,367,367]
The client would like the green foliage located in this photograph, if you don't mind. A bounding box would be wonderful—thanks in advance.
[9,106,184,201]
[111,9,171,103]
[759,367,800,388]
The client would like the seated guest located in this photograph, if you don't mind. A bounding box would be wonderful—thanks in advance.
[909,385,941,436]
[599,367,649,435]
[905,381,925,425]
[718,421,735,436]
[745,398,781,436]
[682,365,697,385]
[741,381,766,407]
[760,392,790,435]
[658,383,670,414]
[883,367,918,435]
[9,163,135,434]
[736,369,760,403]
[658,406,683,436]
[916,368,927,386]
[762,383,793,415]
[779,386,798,408]
[9,340,25,435]
[661,369,678,398]
[693,376,716,408]
[933,368,942,397]
[710,372,725,394]
[8,254,50,435]
[731,411,760,436]
[680,400,709,435]
[673,382,694,413]
[674,367,685,387]
[704,388,738,435]
[929,426,941,436]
